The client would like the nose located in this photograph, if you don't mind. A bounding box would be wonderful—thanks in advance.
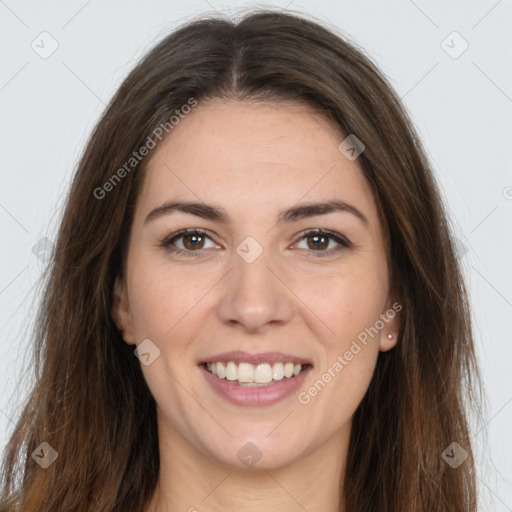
[216,243,294,333]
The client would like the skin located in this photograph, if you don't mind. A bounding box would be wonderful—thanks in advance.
[112,98,401,512]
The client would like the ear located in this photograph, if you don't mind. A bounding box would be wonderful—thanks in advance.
[378,297,402,352]
[112,275,136,345]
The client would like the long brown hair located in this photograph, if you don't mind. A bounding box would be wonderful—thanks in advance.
[0,9,484,511]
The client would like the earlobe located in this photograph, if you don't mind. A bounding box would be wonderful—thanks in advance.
[379,297,402,352]
[111,276,136,345]
[379,332,398,352]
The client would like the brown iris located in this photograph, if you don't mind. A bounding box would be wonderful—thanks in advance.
[307,234,328,250]
[182,233,205,250]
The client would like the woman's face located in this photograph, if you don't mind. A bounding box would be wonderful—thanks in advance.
[113,99,400,470]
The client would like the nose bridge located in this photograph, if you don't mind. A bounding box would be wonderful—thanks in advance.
[216,235,293,331]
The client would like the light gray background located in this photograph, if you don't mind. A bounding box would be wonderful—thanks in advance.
[0,0,511,509]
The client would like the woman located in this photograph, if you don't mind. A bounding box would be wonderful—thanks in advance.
[0,9,483,511]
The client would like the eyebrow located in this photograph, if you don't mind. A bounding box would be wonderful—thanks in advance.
[144,199,369,228]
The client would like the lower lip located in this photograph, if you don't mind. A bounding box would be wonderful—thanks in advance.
[200,364,312,407]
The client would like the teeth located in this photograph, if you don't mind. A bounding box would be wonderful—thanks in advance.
[225,361,237,381]
[238,362,254,383]
[284,362,294,378]
[272,362,284,380]
[254,363,273,383]
[205,361,306,384]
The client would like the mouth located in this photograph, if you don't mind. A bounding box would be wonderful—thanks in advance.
[199,351,313,406]
[202,361,312,387]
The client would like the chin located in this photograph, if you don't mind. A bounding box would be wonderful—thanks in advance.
[198,428,308,471]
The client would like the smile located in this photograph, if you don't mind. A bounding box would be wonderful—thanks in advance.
[200,351,313,406]
[204,361,308,386]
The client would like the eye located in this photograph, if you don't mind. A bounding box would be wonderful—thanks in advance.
[294,229,351,257]
[158,228,351,257]
[159,229,218,256]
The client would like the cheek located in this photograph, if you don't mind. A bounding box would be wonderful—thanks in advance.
[298,268,385,429]
[129,276,177,340]
[314,265,387,347]
[127,252,209,341]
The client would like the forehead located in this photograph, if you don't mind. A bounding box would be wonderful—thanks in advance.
[136,99,380,229]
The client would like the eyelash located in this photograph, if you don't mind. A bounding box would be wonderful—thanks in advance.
[158,228,351,258]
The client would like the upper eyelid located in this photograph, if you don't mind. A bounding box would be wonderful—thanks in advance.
[164,228,217,245]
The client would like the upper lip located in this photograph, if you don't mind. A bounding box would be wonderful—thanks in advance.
[201,351,312,366]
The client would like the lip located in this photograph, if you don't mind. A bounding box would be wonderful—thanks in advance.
[200,350,312,366]
[200,362,313,407]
